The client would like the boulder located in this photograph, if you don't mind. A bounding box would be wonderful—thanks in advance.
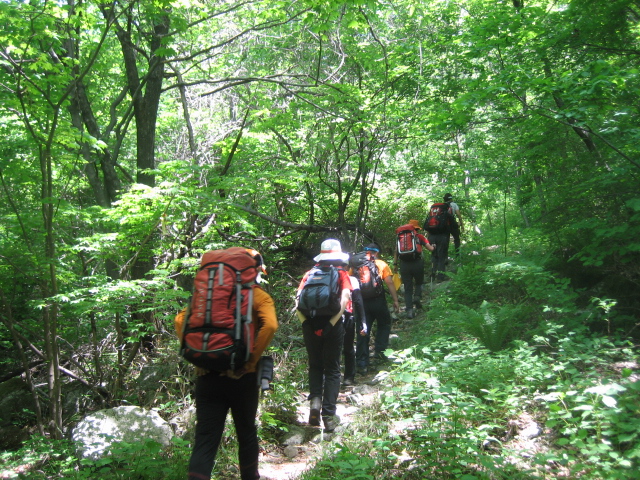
[0,377,37,427]
[72,405,173,458]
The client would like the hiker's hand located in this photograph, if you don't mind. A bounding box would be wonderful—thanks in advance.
[195,367,210,376]
[393,299,400,313]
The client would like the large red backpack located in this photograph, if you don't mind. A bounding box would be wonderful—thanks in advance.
[396,224,421,260]
[180,247,260,372]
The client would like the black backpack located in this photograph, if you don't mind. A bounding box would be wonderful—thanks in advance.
[424,202,453,234]
[349,252,384,299]
[297,265,342,318]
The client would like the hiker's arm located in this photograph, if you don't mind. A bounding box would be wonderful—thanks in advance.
[250,289,279,364]
[294,276,307,323]
[422,236,435,252]
[456,209,464,231]
[329,288,350,326]
[295,290,306,323]
[351,288,368,335]
[174,307,187,341]
[229,289,278,378]
[383,275,400,313]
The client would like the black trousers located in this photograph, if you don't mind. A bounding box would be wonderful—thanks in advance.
[450,224,461,257]
[399,257,424,308]
[343,312,356,380]
[188,372,260,480]
[428,232,450,281]
[356,294,392,368]
[302,317,345,417]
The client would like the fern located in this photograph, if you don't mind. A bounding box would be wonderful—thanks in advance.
[451,301,516,352]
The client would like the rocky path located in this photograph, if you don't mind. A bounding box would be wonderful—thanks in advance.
[258,372,386,480]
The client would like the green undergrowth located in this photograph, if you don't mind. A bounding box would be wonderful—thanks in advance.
[2,251,638,479]
[300,252,639,479]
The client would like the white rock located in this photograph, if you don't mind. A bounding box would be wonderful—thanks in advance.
[72,405,173,458]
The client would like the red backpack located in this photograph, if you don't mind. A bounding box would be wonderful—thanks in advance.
[424,203,453,234]
[180,247,260,372]
[349,251,383,299]
[396,224,421,260]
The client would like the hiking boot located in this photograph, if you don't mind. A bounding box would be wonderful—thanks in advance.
[309,397,321,426]
[414,299,423,310]
[343,377,356,387]
[322,414,340,432]
[357,365,368,375]
[406,309,415,319]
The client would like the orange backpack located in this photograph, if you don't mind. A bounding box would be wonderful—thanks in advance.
[180,247,260,372]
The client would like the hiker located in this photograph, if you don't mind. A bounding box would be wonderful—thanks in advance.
[183,248,279,480]
[424,196,454,282]
[444,193,464,259]
[296,239,352,432]
[351,243,400,375]
[342,274,368,386]
[394,220,434,319]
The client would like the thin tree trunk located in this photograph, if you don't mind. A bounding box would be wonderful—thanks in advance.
[0,293,46,436]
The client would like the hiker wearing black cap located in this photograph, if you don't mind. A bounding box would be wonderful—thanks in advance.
[350,243,399,375]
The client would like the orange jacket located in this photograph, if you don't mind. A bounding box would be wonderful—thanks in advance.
[174,286,278,373]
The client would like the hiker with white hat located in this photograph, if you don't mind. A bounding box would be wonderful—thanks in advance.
[295,239,352,433]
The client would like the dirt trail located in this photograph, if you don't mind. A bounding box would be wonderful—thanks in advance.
[258,372,386,480]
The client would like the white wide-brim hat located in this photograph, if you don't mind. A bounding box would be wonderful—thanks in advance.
[313,238,350,263]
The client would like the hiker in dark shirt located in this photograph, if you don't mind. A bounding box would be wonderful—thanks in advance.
[444,193,464,260]
[351,243,400,375]
[342,275,368,386]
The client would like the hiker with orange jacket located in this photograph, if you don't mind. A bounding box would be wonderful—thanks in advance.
[177,249,278,480]
[352,243,400,374]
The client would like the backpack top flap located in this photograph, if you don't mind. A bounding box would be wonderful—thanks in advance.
[395,223,416,234]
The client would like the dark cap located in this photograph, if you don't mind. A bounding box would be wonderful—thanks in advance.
[364,243,380,252]
[444,193,453,201]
